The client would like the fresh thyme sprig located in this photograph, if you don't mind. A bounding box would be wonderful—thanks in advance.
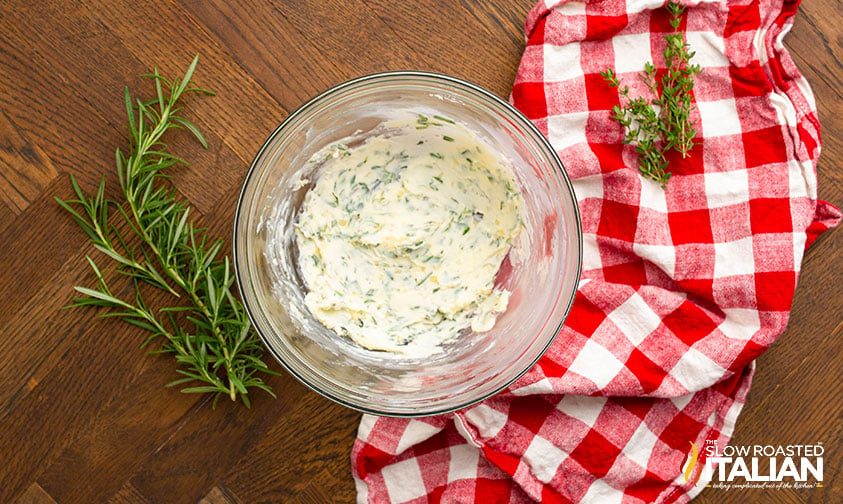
[56,55,276,408]
[600,0,701,186]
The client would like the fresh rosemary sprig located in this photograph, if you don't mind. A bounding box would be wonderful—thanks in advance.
[600,0,701,186]
[56,55,276,408]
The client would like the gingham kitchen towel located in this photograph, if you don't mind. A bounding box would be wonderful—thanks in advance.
[352,0,840,502]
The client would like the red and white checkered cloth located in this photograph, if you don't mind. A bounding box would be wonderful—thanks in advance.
[351,0,840,502]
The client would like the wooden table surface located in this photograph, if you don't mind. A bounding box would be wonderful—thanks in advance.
[1,1,839,503]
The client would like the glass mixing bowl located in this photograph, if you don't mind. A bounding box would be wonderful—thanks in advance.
[233,71,581,416]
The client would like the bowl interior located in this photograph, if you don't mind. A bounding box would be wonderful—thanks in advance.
[234,72,581,416]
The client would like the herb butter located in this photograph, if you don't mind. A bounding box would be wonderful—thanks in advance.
[294,115,524,356]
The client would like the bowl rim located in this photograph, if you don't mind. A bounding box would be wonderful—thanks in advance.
[233,70,583,417]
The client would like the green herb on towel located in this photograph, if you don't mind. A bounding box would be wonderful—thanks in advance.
[601,0,701,187]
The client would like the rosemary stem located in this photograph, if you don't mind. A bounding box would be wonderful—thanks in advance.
[122,87,236,391]
[59,56,275,407]
[125,168,235,368]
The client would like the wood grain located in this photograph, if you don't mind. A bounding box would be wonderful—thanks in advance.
[14,483,57,504]
[0,1,839,504]
[0,110,58,215]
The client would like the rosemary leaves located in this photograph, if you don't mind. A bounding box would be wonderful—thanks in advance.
[601,1,701,186]
[56,56,276,408]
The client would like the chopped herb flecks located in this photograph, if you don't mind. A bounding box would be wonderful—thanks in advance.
[293,113,524,357]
